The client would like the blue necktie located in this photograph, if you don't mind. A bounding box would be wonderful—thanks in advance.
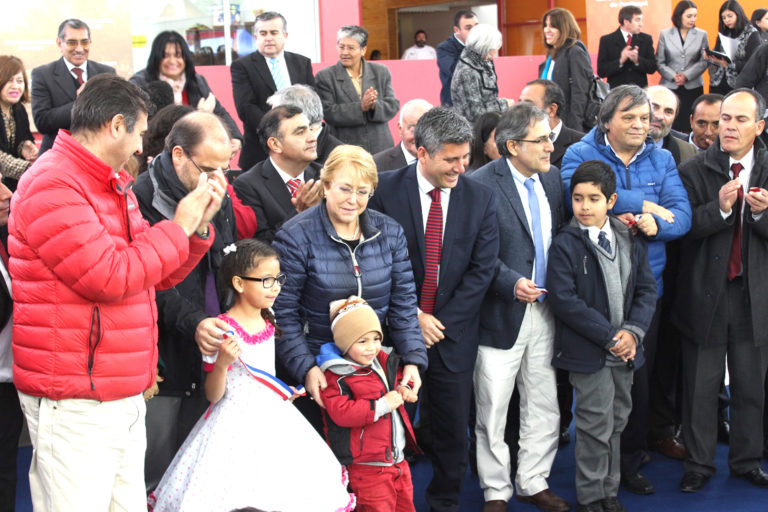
[269,57,287,91]
[524,178,547,300]
[598,230,612,254]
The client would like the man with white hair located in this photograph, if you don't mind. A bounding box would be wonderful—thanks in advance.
[267,84,343,164]
[373,99,433,172]
[647,86,696,166]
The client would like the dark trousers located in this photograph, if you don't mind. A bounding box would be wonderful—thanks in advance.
[425,349,474,512]
[556,368,574,432]
[620,299,661,475]
[672,86,704,133]
[0,383,22,512]
[681,278,768,476]
[144,393,209,492]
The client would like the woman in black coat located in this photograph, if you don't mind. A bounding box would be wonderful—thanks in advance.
[0,56,36,188]
[130,31,242,154]
[539,8,594,132]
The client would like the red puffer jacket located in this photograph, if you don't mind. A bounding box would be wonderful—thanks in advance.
[9,130,213,401]
[319,345,418,465]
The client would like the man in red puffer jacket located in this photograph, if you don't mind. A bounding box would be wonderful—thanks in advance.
[8,74,228,512]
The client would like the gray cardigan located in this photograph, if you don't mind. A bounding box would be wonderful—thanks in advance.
[315,60,400,154]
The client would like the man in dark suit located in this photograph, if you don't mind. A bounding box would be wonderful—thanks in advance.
[373,98,432,172]
[436,10,477,106]
[31,18,114,154]
[231,12,315,170]
[597,6,657,89]
[233,105,322,243]
[519,79,584,171]
[471,104,568,512]
[675,89,768,492]
[0,182,19,512]
[368,107,499,512]
[266,83,343,164]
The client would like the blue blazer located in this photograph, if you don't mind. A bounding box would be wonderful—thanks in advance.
[368,164,499,372]
[470,158,565,349]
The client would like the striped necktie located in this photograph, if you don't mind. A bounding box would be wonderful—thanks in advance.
[421,188,443,314]
[269,57,287,91]
[286,178,301,198]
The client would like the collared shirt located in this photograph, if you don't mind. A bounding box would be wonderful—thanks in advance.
[453,34,466,47]
[345,66,363,97]
[265,51,292,89]
[400,142,417,165]
[607,139,646,167]
[578,217,613,248]
[63,58,88,82]
[688,132,705,152]
[416,162,450,237]
[620,28,633,44]
[270,157,305,188]
[0,257,12,383]
[506,158,553,281]
[551,120,563,143]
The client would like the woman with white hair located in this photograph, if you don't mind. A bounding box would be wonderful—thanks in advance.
[451,24,513,123]
[315,25,400,154]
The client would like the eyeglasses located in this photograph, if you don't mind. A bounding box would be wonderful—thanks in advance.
[64,39,91,49]
[332,182,373,199]
[337,44,361,52]
[512,134,554,145]
[238,273,287,289]
[188,154,230,174]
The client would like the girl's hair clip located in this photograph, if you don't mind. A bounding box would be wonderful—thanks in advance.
[223,243,237,255]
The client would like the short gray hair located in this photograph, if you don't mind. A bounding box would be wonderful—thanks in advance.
[399,98,433,125]
[597,85,651,132]
[495,103,548,158]
[337,25,368,48]
[414,107,472,155]
[58,19,90,40]
[268,84,324,125]
[465,24,502,58]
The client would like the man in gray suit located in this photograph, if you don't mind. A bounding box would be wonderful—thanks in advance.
[31,19,115,154]
[471,103,568,512]
[373,99,432,172]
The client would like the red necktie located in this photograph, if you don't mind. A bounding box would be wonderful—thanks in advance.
[627,34,633,47]
[727,162,744,280]
[421,188,442,315]
[0,242,8,268]
[72,68,84,85]
[286,178,301,198]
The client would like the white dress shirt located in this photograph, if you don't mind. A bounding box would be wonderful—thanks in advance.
[578,217,614,248]
[400,142,417,165]
[270,157,305,189]
[63,58,88,82]
[550,120,563,143]
[720,146,758,222]
[416,163,450,237]
[265,51,292,88]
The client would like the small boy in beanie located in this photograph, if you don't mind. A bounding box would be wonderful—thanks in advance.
[316,296,419,512]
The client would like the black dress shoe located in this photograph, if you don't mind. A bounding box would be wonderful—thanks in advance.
[620,471,654,495]
[680,471,710,492]
[732,467,768,488]
[559,427,571,446]
[576,501,603,512]
[717,419,730,444]
[601,497,626,512]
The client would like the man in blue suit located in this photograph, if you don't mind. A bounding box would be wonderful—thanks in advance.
[436,10,477,106]
[471,103,569,512]
[368,107,499,512]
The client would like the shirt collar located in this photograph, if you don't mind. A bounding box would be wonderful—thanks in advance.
[400,142,417,164]
[688,132,705,151]
[578,217,613,244]
[606,138,646,165]
[506,158,541,186]
[270,157,305,184]
[620,28,632,42]
[728,146,755,172]
[264,51,285,63]
[416,162,449,196]
[63,58,86,74]
[453,33,466,47]
[551,120,563,142]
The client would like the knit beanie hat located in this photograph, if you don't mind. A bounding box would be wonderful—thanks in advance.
[329,296,382,355]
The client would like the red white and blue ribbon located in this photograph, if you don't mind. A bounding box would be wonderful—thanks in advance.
[239,358,306,401]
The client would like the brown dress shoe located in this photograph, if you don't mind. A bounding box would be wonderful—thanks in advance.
[516,489,571,512]
[651,436,686,460]
[482,499,508,512]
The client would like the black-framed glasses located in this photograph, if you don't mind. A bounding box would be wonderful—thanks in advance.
[188,153,230,174]
[238,273,287,289]
[511,134,554,145]
[64,39,91,49]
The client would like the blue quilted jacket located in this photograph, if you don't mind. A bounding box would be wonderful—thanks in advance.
[560,127,692,297]
[272,202,427,383]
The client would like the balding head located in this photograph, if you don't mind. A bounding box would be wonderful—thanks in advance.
[398,99,433,157]
[646,85,679,142]
[166,111,231,191]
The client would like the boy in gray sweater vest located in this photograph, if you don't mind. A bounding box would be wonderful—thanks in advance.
[547,161,658,512]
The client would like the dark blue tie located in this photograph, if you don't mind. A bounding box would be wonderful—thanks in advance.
[598,230,612,254]
[524,178,546,301]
